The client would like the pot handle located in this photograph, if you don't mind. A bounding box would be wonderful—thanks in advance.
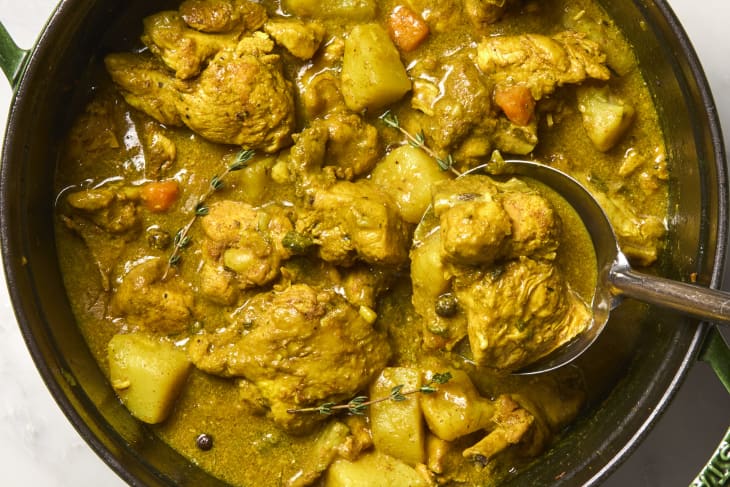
[0,21,30,89]
[692,327,730,486]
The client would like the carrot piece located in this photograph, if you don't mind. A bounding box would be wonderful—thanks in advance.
[140,179,180,213]
[387,5,430,52]
[494,85,536,126]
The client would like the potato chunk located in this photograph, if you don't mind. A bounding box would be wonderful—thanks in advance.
[325,451,429,487]
[108,333,192,424]
[369,367,425,466]
[341,24,412,112]
[419,370,494,441]
[370,145,451,224]
[577,85,635,151]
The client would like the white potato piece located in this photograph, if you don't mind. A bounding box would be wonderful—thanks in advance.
[577,85,635,152]
[371,145,451,223]
[342,24,412,112]
[369,367,425,466]
[108,333,192,424]
[325,451,429,487]
[420,370,494,441]
[410,232,450,316]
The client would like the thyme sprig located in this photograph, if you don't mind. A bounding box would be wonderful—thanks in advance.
[162,149,255,279]
[287,372,453,416]
[379,110,461,176]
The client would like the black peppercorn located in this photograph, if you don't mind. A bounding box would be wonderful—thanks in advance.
[435,293,458,317]
[196,433,213,451]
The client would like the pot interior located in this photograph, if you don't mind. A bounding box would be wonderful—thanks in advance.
[0,0,725,485]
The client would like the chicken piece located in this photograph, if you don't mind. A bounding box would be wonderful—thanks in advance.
[464,0,514,29]
[141,11,242,79]
[462,395,536,461]
[110,258,195,334]
[65,98,120,159]
[453,256,591,372]
[438,197,513,267]
[296,181,410,267]
[105,34,296,152]
[301,71,346,119]
[200,200,294,292]
[141,122,177,179]
[426,434,451,474]
[66,185,140,234]
[585,181,666,266]
[264,19,326,60]
[179,0,267,33]
[105,54,185,126]
[198,261,239,305]
[499,181,561,260]
[188,284,391,432]
[477,31,611,101]
[289,111,381,183]
[491,117,539,155]
[339,265,392,309]
[409,54,496,161]
[433,176,560,267]
[61,183,142,291]
[562,5,637,76]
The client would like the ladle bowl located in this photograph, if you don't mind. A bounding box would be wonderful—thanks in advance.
[484,159,730,374]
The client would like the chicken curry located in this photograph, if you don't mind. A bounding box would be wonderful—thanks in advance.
[54,0,668,485]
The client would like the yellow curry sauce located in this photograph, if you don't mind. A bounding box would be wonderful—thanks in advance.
[54,0,667,485]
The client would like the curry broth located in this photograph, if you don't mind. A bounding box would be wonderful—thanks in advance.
[54,0,667,485]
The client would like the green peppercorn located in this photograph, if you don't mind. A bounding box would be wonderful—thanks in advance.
[281,231,315,255]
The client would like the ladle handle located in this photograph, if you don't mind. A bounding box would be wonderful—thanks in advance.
[611,268,730,325]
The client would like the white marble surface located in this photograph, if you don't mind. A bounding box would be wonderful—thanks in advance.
[0,1,728,485]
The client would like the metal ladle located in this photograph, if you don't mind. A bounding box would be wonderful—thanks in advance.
[486,159,730,374]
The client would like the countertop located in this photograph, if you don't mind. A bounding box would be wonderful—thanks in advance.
[1,1,728,485]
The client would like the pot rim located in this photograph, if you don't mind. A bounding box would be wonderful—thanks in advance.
[1,0,727,485]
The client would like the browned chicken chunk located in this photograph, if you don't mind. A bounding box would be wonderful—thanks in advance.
[105,32,295,151]
[433,176,560,267]
[288,111,381,183]
[110,258,195,334]
[454,256,591,371]
[200,200,295,297]
[141,11,243,80]
[477,31,611,101]
[296,181,410,267]
[413,174,590,371]
[188,283,391,432]
[179,0,267,33]
[264,19,326,60]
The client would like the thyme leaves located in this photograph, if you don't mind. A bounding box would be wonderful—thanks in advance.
[287,371,453,416]
[162,149,255,279]
[379,110,461,176]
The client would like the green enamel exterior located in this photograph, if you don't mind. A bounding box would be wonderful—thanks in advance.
[693,328,730,486]
[691,427,730,487]
[700,328,730,395]
[0,21,29,88]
